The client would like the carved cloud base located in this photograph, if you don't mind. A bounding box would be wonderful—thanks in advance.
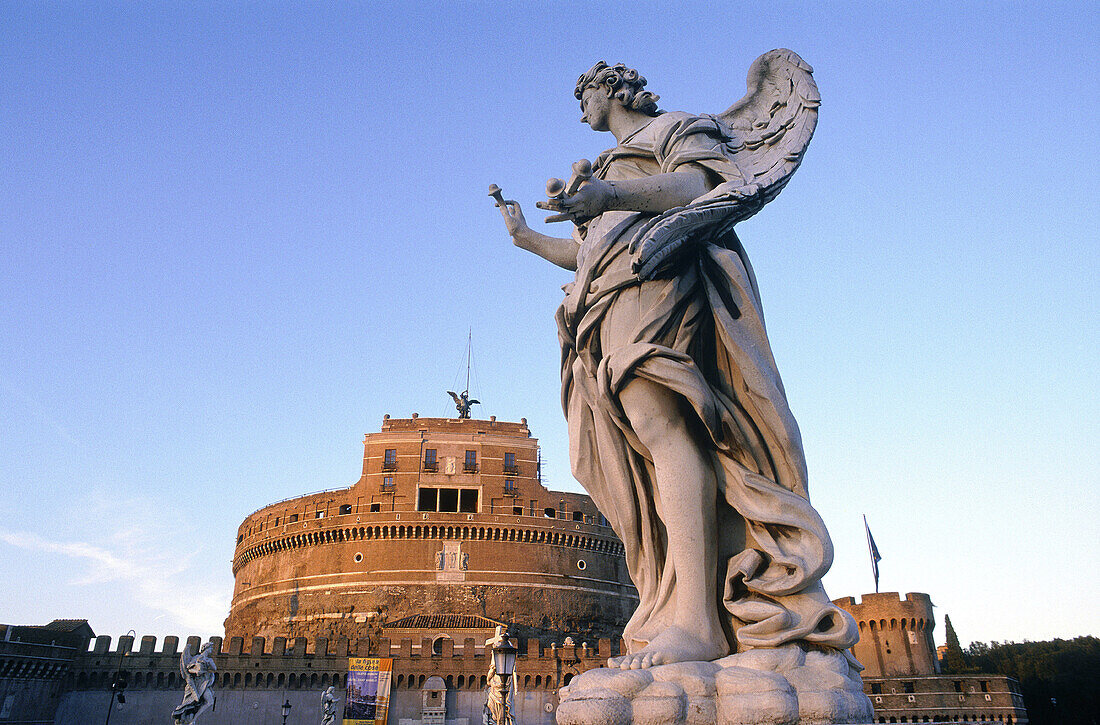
[555,644,874,725]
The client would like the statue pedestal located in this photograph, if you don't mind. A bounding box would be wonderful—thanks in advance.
[555,645,874,725]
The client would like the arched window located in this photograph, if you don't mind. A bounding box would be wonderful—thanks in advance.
[432,636,447,656]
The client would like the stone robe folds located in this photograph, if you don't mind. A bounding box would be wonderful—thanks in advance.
[557,111,858,656]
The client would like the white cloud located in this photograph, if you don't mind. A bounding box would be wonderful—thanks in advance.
[0,524,229,634]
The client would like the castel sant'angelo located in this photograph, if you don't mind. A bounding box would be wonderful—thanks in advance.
[2,402,1029,724]
[225,410,638,646]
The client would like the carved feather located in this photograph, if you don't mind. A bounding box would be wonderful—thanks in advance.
[631,49,819,280]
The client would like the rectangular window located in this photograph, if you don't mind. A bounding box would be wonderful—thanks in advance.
[274,517,280,526]
[423,448,437,471]
[381,476,395,492]
[288,514,299,523]
[315,510,325,519]
[513,506,524,516]
[503,452,518,474]
[572,510,585,522]
[870,683,882,695]
[339,504,353,515]
[438,488,459,512]
[903,682,914,694]
[369,503,381,513]
[464,450,477,472]
[954,681,962,693]
[504,478,516,493]
[382,448,398,471]
[418,488,438,512]
[459,489,478,513]
[980,681,988,693]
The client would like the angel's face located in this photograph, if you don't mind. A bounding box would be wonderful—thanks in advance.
[580,86,612,132]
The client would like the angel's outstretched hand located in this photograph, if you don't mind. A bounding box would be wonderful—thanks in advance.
[537,177,614,224]
[498,199,532,240]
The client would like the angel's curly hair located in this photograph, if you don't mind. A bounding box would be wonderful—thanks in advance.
[575,61,661,117]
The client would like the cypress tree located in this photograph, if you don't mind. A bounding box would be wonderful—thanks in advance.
[943,614,968,673]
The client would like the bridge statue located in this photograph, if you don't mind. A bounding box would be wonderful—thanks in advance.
[491,51,874,724]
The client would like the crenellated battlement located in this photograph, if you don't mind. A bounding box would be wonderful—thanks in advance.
[834,592,938,678]
[64,631,619,696]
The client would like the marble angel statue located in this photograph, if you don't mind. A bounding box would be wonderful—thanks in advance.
[483,627,516,725]
[491,51,862,671]
[172,641,216,724]
[321,685,338,725]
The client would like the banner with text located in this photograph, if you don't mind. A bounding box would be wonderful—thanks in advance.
[343,657,393,725]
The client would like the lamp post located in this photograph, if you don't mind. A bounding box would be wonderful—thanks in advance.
[492,637,518,724]
[104,629,136,725]
[281,698,292,724]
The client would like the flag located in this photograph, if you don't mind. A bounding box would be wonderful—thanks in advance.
[864,514,882,593]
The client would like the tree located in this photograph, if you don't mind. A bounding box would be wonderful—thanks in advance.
[941,614,969,673]
[965,636,1099,725]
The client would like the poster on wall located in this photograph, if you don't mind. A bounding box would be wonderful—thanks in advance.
[343,657,393,725]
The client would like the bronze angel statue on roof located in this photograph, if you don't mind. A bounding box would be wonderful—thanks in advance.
[448,389,479,419]
[491,51,873,723]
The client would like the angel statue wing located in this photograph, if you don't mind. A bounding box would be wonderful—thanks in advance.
[630,49,820,280]
[448,391,461,404]
[179,644,193,680]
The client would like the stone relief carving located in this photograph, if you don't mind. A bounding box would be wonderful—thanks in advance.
[492,51,873,724]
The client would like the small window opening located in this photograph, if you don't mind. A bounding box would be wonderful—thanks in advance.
[544,507,556,518]
[369,503,381,513]
[438,488,459,512]
[339,504,353,515]
[459,489,478,513]
[418,488,439,512]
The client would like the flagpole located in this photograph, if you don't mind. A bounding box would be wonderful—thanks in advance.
[864,514,881,593]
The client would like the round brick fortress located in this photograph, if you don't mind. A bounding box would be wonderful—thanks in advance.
[225,416,638,644]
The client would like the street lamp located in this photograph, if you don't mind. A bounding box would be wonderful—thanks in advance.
[281,699,292,724]
[492,637,518,724]
[104,629,136,725]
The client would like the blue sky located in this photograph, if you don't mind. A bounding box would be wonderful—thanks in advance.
[1,1,1096,648]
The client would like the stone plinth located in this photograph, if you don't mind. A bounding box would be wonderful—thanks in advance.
[556,645,874,725]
